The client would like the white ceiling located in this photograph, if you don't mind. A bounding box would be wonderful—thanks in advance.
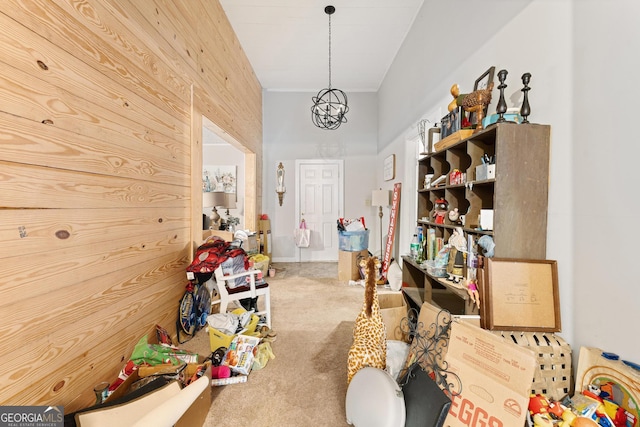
[219,0,425,92]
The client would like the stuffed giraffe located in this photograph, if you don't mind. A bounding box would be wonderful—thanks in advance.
[347,256,387,384]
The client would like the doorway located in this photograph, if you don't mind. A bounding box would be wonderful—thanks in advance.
[295,159,344,262]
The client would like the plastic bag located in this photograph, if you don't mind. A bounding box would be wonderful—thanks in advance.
[252,341,276,371]
[294,219,310,248]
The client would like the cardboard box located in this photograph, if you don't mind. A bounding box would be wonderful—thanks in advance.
[479,209,494,231]
[407,302,480,371]
[243,233,259,253]
[444,321,536,427]
[338,249,368,281]
[202,229,234,242]
[223,334,261,375]
[378,291,409,342]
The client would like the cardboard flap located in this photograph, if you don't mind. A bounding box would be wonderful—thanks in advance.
[444,321,537,427]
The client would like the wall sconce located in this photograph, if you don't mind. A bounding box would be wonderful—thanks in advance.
[276,162,285,206]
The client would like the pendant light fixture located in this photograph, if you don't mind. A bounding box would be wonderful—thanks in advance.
[311,5,348,130]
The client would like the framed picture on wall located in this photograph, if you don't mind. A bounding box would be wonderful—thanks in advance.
[384,154,396,181]
[203,165,237,195]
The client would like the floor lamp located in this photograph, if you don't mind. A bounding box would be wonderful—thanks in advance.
[371,189,391,258]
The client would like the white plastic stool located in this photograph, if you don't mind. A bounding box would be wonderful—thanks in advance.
[345,367,406,427]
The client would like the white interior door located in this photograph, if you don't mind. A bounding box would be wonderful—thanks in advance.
[296,160,343,262]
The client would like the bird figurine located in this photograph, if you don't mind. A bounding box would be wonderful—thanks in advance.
[447,84,467,112]
[461,82,494,130]
[448,208,460,224]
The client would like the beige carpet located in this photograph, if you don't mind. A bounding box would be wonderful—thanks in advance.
[181,262,366,426]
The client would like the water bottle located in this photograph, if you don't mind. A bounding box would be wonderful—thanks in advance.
[416,238,425,264]
[410,234,419,259]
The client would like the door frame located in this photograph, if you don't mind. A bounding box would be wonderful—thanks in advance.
[294,159,344,262]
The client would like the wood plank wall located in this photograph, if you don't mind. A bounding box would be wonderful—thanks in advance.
[0,0,262,411]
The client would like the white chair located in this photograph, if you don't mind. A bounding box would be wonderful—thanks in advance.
[207,266,271,327]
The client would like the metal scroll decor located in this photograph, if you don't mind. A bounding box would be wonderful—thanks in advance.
[399,308,462,397]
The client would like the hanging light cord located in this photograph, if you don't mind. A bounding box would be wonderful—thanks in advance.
[327,11,332,89]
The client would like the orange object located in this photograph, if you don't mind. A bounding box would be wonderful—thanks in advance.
[573,417,599,427]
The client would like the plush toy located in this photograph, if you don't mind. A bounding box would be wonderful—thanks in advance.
[477,235,495,258]
[433,198,449,224]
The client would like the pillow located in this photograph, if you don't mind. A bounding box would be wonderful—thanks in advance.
[387,260,402,291]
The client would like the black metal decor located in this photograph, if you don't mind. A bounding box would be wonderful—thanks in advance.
[311,5,348,130]
[496,69,508,123]
[399,308,462,397]
[520,72,532,124]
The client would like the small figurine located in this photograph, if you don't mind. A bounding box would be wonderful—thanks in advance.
[461,82,494,130]
[520,72,532,123]
[466,279,480,309]
[496,69,509,123]
[448,207,460,224]
[433,198,448,224]
[447,84,468,112]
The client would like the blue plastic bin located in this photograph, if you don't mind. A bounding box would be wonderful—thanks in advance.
[338,230,369,252]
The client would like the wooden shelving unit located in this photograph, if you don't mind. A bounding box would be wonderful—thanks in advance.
[404,123,551,314]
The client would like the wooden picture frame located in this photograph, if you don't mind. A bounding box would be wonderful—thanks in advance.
[473,66,496,91]
[481,258,560,332]
[383,154,396,181]
[427,126,440,154]
[470,66,496,126]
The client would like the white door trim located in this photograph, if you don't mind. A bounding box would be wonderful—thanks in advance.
[294,159,344,262]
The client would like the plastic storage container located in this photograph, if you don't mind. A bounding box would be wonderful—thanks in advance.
[338,230,370,252]
[425,260,448,278]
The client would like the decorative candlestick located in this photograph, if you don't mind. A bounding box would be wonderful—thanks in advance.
[520,72,531,124]
[496,69,508,123]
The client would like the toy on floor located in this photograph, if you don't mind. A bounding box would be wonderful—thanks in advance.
[347,256,387,384]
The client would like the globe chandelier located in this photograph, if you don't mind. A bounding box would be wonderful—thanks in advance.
[311,5,348,130]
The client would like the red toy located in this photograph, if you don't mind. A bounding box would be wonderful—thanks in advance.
[433,198,449,224]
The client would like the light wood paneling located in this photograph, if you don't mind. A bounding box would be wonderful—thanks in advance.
[0,0,262,410]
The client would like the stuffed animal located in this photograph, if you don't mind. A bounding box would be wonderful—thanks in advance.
[347,257,386,384]
[477,235,495,258]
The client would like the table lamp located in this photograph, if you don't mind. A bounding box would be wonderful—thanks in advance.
[223,193,237,217]
[203,191,225,229]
